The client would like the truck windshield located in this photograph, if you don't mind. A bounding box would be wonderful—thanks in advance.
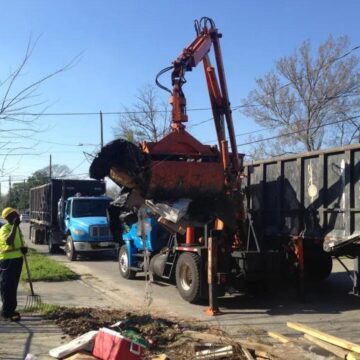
[72,199,110,218]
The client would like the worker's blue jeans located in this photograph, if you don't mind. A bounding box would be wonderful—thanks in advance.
[0,257,23,317]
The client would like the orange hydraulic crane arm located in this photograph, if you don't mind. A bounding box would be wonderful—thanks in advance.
[156,17,241,177]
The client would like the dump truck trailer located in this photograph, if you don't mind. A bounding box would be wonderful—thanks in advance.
[243,143,360,294]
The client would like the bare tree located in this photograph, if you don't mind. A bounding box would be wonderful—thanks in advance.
[242,36,360,157]
[113,84,171,143]
[0,36,79,171]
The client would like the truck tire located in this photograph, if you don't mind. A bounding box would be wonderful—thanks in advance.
[118,245,136,279]
[41,229,47,245]
[304,252,333,281]
[34,229,42,244]
[176,252,201,303]
[65,235,77,261]
[48,233,60,254]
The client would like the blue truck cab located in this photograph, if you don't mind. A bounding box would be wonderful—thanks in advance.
[63,195,115,260]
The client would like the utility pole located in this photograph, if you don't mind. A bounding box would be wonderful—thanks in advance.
[49,154,52,180]
[100,111,104,148]
[8,176,11,206]
[23,179,26,211]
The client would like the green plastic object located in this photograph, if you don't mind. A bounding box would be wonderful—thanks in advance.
[122,329,149,349]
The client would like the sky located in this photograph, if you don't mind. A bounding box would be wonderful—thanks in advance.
[1,0,359,193]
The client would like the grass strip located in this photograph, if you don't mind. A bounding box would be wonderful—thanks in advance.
[20,303,62,314]
[21,248,79,282]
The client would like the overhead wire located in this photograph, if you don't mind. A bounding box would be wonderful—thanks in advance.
[236,114,360,147]
[0,174,91,184]
[5,92,359,119]
[1,42,358,139]
[190,92,360,138]
[6,41,360,121]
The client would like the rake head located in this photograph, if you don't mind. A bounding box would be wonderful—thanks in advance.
[24,294,42,312]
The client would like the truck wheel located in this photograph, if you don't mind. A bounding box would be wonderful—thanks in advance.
[48,233,60,254]
[41,229,47,245]
[118,245,136,279]
[65,236,77,261]
[304,252,333,281]
[38,229,46,245]
[34,229,42,244]
[176,252,201,303]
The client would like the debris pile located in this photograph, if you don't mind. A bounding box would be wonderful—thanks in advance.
[45,308,360,359]
[90,138,238,233]
[46,308,360,360]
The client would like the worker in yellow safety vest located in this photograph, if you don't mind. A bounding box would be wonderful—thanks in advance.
[0,207,27,321]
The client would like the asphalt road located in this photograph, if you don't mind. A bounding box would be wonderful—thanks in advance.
[21,223,360,342]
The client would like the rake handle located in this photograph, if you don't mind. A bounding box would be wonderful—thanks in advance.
[23,254,35,296]
[18,227,36,296]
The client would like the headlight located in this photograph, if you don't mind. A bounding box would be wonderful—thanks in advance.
[73,229,85,236]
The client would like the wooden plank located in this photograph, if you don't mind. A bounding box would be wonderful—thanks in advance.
[183,330,273,353]
[270,342,318,360]
[64,351,98,359]
[254,350,272,359]
[347,353,360,360]
[303,334,347,358]
[287,322,360,354]
[151,355,169,360]
[183,330,226,343]
[267,331,291,344]
[242,347,255,360]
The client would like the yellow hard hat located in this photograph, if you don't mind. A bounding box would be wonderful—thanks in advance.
[1,207,17,219]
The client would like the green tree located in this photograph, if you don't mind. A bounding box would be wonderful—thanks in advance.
[8,181,28,210]
[7,164,71,209]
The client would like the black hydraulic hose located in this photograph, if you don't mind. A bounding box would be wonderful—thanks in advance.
[199,17,216,30]
[155,66,173,95]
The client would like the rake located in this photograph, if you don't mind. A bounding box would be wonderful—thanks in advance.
[23,253,42,311]
[19,230,42,311]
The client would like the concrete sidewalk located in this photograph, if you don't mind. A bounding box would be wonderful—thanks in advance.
[0,278,121,360]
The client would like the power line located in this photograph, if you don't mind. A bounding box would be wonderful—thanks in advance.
[7,107,215,117]
[190,94,360,135]
[0,172,92,184]
[4,92,359,120]
[0,152,45,156]
[187,116,215,129]
[203,126,274,144]
[4,43,359,119]
[236,114,360,147]
[32,139,98,147]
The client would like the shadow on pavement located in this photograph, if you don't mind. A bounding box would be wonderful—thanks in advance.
[215,270,358,316]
